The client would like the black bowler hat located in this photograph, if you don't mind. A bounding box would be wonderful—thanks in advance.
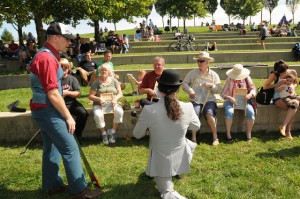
[157,69,182,86]
[46,21,75,40]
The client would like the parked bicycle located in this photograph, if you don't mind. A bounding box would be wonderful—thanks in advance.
[168,35,198,52]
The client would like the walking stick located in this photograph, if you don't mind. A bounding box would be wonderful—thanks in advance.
[74,137,102,189]
[20,129,41,155]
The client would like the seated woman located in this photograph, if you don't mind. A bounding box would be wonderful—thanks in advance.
[221,64,257,143]
[133,69,200,199]
[89,63,124,145]
[263,60,298,139]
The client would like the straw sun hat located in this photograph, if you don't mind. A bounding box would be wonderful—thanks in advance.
[193,51,215,62]
[226,64,250,80]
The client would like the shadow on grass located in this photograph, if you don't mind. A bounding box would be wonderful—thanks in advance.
[101,172,158,199]
[256,146,300,159]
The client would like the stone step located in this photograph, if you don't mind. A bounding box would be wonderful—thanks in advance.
[128,43,296,53]
[1,104,299,143]
[129,37,300,46]
[93,51,296,65]
[2,65,300,90]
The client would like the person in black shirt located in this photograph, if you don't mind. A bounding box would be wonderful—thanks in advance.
[77,51,97,85]
[61,58,88,142]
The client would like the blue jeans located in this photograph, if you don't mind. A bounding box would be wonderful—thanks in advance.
[32,106,87,194]
[224,100,255,120]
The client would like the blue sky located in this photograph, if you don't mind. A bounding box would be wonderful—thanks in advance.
[1,0,299,39]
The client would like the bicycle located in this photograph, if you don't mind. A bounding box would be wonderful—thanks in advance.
[168,35,198,52]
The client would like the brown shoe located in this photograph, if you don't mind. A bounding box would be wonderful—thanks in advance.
[47,185,68,196]
[73,188,104,199]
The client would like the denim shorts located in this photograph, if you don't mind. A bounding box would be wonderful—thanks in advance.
[191,101,217,119]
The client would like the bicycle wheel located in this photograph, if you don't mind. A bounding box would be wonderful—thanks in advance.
[185,42,198,51]
[169,42,180,52]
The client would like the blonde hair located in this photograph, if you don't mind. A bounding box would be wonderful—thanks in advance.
[60,58,71,70]
[137,69,146,76]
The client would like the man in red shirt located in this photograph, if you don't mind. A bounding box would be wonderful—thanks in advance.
[139,56,165,107]
[8,40,19,58]
[28,22,103,198]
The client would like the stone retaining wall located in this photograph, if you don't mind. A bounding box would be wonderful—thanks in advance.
[0,104,299,143]
[1,66,300,90]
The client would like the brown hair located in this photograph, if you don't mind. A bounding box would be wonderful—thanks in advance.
[158,84,183,121]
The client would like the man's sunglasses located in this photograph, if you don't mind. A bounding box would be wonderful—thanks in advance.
[197,60,206,63]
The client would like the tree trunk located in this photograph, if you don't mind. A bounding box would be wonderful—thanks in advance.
[94,20,99,43]
[228,15,231,24]
[194,14,196,26]
[114,23,117,31]
[33,13,45,48]
[269,9,272,25]
[17,25,23,46]
[183,19,186,31]
[161,16,164,28]
[169,16,172,27]
[178,18,179,27]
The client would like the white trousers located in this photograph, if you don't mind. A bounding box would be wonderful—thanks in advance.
[153,177,187,199]
[93,104,123,129]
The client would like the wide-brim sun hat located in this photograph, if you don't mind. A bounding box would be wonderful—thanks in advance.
[157,69,182,86]
[226,64,250,80]
[193,51,215,62]
[46,21,75,40]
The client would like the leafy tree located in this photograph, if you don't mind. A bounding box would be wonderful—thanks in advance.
[204,0,218,20]
[169,0,206,31]
[155,0,175,27]
[28,0,86,46]
[286,0,300,24]
[263,0,279,24]
[228,0,263,24]
[0,1,31,45]
[220,0,237,24]
[1,28,14,43]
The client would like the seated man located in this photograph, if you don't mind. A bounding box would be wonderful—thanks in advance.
[0,40,11,59]
[61,58,88,143]
[8,40,20,59]
[77,51,97,85]
[139,56,165,107]
[239,24,247,35]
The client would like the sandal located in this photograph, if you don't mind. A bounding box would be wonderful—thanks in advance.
[279,125,286,137]
[227,138,233,143]
[246,138,252,143]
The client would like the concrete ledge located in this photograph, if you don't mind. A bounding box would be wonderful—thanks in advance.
[1,104,300,143]
[1,66,300,90]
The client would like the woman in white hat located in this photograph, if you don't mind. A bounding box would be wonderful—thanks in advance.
[221,64,257,143]
[182,51,221,146]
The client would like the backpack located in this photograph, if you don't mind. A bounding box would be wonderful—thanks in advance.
[292,43,300,60]
[256,72,279,105]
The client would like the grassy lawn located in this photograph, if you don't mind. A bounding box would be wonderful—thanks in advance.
[1,132,300,199]
[0,79,272,112]
[2,78,300,112]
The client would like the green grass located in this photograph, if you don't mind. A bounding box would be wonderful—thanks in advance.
[1,132,300,199]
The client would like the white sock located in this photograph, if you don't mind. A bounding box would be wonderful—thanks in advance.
[102,131,107,136]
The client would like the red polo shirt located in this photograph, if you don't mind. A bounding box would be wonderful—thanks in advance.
[139,70,161,100]
[28,42,60,110]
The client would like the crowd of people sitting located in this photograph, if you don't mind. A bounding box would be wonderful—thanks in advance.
[134,19,162,41]
[0,32,39,70]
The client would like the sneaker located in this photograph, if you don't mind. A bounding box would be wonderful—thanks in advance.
[212,139,219,146]
[73,187,104,199]
[107,129,116,144]
[102,134,109,145]
[246,138,252,143]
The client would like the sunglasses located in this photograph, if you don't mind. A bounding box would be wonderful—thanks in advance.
[197,60,206,63]
[62,66,69,70]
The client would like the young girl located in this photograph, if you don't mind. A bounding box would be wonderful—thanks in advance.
[278,74,299,138]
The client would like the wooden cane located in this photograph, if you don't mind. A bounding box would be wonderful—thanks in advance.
[20,129,41,155]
